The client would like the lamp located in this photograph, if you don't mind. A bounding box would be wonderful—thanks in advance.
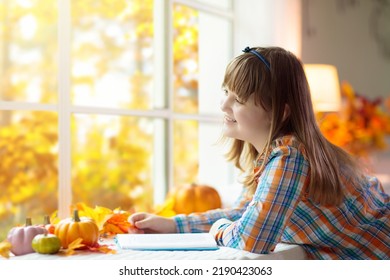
[304,64,341,112]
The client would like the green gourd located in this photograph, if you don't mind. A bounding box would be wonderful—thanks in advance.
[31,233,61,254]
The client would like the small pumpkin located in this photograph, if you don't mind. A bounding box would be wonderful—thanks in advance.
[32,233,61,254]
[7,218,48,256]
[54,210,99,249]
[42,215,56,234]
[171,183,222,214]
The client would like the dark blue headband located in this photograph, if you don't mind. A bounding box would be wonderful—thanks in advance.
[242,47,270,71]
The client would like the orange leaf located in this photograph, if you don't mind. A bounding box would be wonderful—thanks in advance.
[102,212,134,235]
[102,223,125,235]
[86,243,116,254]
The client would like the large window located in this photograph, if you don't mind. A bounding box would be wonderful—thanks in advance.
[0,0,234,240]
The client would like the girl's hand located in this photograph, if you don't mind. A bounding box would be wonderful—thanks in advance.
[128,212,177,234]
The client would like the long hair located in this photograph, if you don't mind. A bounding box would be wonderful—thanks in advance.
[221,46,362,206]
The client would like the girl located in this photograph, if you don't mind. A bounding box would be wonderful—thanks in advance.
[128,46,390,260]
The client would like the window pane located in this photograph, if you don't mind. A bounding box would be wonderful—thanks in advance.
[173,4,232,115]
[173,120,199,186]
[198,122,239,207]
[71,114,155,211]
[0,0,58,103]
[173,4,199,114]
[71,0,154,110]
[0,110,58,240]
[198,12,232,114]
[196,0,232,9]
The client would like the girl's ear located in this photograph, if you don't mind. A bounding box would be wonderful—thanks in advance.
[283,104,290,122]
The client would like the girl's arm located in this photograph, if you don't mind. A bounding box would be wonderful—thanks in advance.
[213,145,310,254]
[173,186,252,233]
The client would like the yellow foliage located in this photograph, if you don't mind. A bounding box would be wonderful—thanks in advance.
[154,197,177,217]
[1,0,200,242]
[0,240,12,259]
[58,238,85,256]
[57,236,116,256]
[75,203,113,231]
[72,203,134,236]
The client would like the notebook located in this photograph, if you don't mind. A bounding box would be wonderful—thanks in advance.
[114,233,219,251]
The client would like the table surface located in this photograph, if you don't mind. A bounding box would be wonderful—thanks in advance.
[9,241,307,260]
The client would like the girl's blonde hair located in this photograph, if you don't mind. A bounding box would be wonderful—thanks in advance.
[222,46,362,206]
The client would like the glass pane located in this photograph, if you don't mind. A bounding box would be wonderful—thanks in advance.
[0,110,58,240]
[0,0,58,103]
[173,4,199,114]
[71,0,154,110]
[198,13,232,115]
[173,120,239,207]
[173,4,233,115]
[198,122,239,207]
[71,114,155,212]
[173,120,199,186]
[196,0,232,9]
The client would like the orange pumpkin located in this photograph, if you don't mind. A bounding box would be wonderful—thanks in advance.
[54,210,99,249]
[172,183,222,214]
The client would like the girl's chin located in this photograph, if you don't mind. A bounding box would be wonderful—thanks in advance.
[222,129,238,139]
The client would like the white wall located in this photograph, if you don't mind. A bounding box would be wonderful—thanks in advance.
[233,0,390,192]
[301,0,390,191]
[234,0,302,57]
[301,0,390,99]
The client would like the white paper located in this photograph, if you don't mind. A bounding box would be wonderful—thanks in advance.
[115,233,219,251]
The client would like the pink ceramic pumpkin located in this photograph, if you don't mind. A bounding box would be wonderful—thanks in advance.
[7,218,48,256]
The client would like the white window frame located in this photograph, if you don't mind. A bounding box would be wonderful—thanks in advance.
[0,0,235,218]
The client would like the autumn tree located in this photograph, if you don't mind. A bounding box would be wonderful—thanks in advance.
[0,0,199,240]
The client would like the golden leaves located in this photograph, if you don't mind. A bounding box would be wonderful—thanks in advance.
[57,238,85,256]
[75,203,113,231]
[57,237,116,256]
[154,196,177,217]
[1,0,200,242]
[0,240,12,259]
[319,82,390,157]
[74,203,134,236]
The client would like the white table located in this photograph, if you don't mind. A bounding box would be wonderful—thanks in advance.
[10,242,307,260]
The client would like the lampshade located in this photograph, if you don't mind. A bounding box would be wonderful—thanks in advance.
[304,64,341,112]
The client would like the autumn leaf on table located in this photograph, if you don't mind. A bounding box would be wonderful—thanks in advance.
[102,211,133,235]
[86,243,116,254]
[73,203,135,235]
[57,237,116,255]
[0,240,12,259]
[58,238,85,256]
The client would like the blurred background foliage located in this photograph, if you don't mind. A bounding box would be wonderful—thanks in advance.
[0,0,200,240]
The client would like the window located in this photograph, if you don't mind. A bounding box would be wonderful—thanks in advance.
[0,0,234,240]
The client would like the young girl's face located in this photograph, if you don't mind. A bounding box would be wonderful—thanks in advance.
[220,88,271,151]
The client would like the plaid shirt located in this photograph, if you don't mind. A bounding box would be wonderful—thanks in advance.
[174,135,390,259]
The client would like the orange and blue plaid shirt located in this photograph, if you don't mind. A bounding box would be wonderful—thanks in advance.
[173,135,390,259]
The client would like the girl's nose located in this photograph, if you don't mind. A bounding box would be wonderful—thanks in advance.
[220,95,231,112]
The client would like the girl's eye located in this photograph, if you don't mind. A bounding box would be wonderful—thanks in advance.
[235,97,244,104]
[222,89,244,104]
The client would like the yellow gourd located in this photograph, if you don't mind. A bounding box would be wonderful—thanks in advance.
[54,210,99,249]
